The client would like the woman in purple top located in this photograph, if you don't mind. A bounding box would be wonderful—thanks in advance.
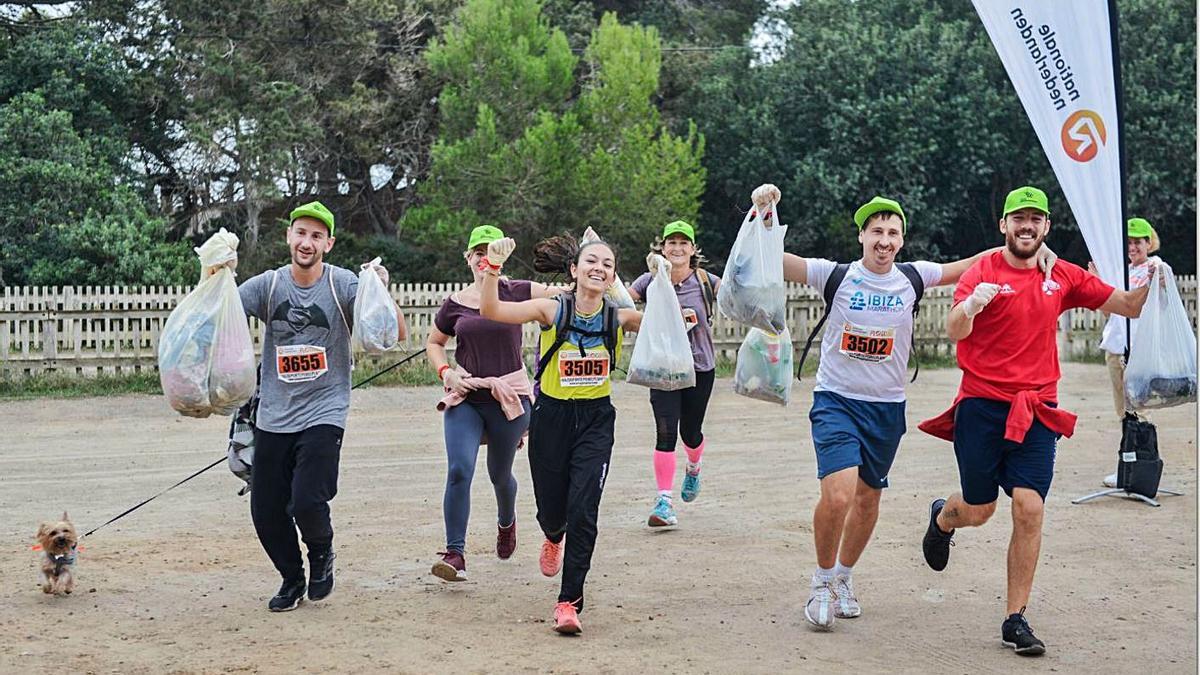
[426,225,561,581]
[628,220,721,529]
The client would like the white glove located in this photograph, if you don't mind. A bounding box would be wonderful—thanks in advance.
[962,282,1000,318]
[486,237,516,267]
[751,183,781,210]
[646,253,666,275]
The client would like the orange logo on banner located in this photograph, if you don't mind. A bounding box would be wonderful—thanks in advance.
[1060,110,1106,162]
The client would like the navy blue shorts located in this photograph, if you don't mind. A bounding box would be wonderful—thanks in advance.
[809,390,906,489]
[953,397,1059,504]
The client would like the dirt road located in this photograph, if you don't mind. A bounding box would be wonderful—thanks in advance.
[1,363,1195,673]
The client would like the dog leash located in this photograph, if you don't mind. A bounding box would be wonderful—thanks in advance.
[81,348,429,538]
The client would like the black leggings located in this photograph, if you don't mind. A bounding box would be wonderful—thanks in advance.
[251,424,343,582]
[649,369,715,452]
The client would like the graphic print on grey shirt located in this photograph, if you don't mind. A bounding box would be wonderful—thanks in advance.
[239,263,358,433]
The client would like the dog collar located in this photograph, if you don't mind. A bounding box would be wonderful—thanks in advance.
[49,548,77,574]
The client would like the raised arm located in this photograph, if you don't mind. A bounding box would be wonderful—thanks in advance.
[530,281,565,300]
[479,238,557,326]
[938,244,1056,287]
[1097,283,1152,319]
[947,282,1000,341]
[618,307,643,334]
[782,253,808,285]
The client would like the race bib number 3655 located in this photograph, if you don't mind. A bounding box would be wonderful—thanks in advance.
[558,350,610,387]
[839,322,895,364]
[276,344,328,383]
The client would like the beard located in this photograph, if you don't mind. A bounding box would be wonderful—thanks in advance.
[1005,229,1044,260]
[291,248,322,269]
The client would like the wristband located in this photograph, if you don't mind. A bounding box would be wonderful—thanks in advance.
[437,364,451,380]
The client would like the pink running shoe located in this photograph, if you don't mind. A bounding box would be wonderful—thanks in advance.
[553,601,582,634]
[539,537,564,577]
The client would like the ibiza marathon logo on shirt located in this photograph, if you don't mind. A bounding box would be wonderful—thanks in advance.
[849,290,905,313]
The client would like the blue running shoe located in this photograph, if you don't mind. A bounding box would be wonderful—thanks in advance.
[647,495,677,527]
[681,463,702,502]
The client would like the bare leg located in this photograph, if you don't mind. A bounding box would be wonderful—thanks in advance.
[813,467,858,568]
[837,480,882,567]
[1006,488,1045,615]
[936,492,997,531]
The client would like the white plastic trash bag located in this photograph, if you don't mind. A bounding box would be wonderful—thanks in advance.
[158,229,256,418]
[733,327,793,406]
[352,257,399,354]
[717,204,787,333]
[1124,263,1197,409]
[581,226,635,309]
[627,255,696,391]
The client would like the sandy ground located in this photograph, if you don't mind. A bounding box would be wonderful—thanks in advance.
[0,363,1195,674]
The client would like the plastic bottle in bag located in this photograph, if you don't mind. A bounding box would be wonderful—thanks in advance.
[733,327,793,406]
[352,257,399,354]
[626,255,696,391]
[158,229,257,418]
[1124,263,1198,409]
[581,226,636,309]
[717,205,788,333]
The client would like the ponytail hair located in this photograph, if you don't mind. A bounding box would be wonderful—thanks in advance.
[533,234,618,286]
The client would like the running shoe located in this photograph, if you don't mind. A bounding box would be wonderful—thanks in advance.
[804,575,837,630]
[833,574,861,618]
[432,550,467,582]
[922,498,955,571]
[1102,472,1118,488]
[540,537,564,577]
[307,549,336,601]
[681,463,702,503]
[553,601,582,634]
[1002,608,1046,656]
[497,520,517,560]
[647,495,678,527]
[268,577,306,612]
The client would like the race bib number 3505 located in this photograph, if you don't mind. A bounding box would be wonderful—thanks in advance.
[276,344,328,383]
[558,350,610,387]
[839,322,895,364]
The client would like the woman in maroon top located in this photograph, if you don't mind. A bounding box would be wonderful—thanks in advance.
[426,225,561,581]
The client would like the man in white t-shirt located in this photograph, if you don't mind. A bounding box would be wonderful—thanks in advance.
[749,184,1054,631]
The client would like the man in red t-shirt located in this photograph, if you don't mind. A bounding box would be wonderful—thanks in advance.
[917,186,1155,656]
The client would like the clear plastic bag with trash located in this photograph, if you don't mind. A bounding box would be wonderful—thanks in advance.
[1124,262,1197,409]
[717,205,787,333]
[733,327,793,406]
[581,226,635,309]
[352,257,399,354]
[626,255,696,391]
[158,228,257,418]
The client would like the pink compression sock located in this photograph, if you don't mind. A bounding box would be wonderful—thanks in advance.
[653,451,676,493]
[684,439,705,465]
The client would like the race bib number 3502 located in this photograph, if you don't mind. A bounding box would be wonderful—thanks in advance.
[839,322,896,364]
[558,350,610,387]
[276,344,329,383]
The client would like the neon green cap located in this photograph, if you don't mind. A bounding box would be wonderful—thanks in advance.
[1002,186,1050,217]
[468,225,504,250]
[1127,217,1154,239]
[662,220,695,241]
[853,196,906,232]
[289,201,336,237]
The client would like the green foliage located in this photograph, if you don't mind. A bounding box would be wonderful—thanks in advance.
[411,0,705,278]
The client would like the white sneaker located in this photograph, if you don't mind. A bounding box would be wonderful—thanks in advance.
[804,575,837,630]
[833,574,861,618]
[1102,473,1118,488]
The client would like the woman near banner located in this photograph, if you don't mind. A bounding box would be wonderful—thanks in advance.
[426,225,561,582]
[627,220,721,528]
[1091,217,1161,487]
[479,233,642,635]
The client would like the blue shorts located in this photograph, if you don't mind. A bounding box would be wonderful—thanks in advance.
[953,397,1059,504]
[809,390,906,488]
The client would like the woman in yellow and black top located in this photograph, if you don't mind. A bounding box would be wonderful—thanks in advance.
[480,234,641,635]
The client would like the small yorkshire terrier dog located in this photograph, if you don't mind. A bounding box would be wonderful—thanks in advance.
[36,512,78,595]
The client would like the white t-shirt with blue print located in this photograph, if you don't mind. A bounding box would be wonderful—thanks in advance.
[803,259,942,403]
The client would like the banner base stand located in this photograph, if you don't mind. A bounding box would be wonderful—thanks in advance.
[1071,486,1184,508]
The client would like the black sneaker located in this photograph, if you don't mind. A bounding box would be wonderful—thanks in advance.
[308,550,336,602]
[1002,608,1046,656]
[922,498,955,571]
[268,577,306,612]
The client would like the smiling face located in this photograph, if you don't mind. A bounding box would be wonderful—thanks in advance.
[1127,236,1151,266]
[571,242,616,294]
[464,244,488,282]
[1000,208,1050,260]
[661,234,695,270]
[287,217,335,269]
[858,212,904,269]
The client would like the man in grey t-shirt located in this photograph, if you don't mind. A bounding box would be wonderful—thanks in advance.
[234,200,408,612]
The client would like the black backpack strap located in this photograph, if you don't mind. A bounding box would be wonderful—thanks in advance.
[895,262,925,383]
[796,263,850,380]
[695,268,715,325]
[533,294,574,381]
[603,299,621,373]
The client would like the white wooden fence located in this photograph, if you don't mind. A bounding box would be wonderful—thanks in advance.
[1,278,1196,378]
